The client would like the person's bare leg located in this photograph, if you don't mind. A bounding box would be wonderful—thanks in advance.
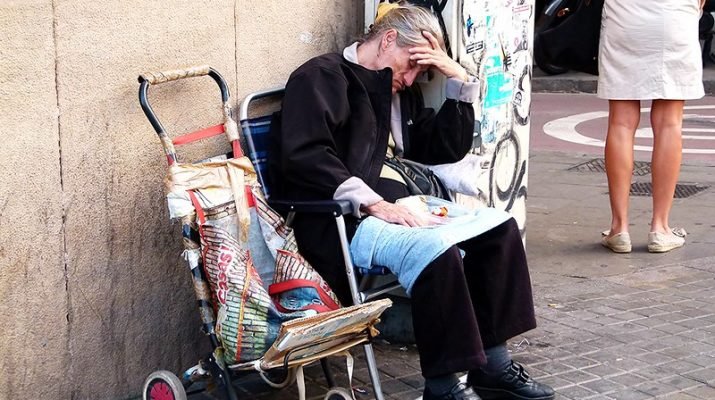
[649,99,684,234]
[605,100,640,236]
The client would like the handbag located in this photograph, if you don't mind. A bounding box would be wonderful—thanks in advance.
[383,156,451,200]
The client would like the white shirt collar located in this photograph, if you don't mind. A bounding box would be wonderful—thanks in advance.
[343,42,360,64]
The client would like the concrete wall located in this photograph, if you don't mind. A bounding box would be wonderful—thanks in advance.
[0,1,362,399]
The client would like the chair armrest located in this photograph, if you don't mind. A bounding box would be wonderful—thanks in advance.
[267,199,354,216]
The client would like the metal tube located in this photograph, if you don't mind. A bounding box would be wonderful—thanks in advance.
[363,343,385,400]
[334,215,363,305]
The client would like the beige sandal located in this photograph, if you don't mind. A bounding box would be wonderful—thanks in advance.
[648,228,687,253]
[601,231,632,253]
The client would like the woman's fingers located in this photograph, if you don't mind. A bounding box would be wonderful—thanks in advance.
[422,30,440,50]
[409,42,468,81]
[364,200,439,227]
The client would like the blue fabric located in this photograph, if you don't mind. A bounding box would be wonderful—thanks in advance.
[349,197,512,295]
[241,115,273,197]
[275,287,326,311]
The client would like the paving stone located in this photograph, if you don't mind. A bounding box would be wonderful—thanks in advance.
[591,316,626,326]
[537,361,578,376]
[606,372,650,387]
[682,353,715,368]
[633,307,672,318]
[513,351,552,365]
[378,378,415,396]
[633,351,678,366]
[562,356,601,369]
[657,347,700,360]
[678,317,707,331]
[657,375,704,391]
[579,378,627,394]
[653,323,692,335]
[398,373,424,390]
[634,317,672,329]
[682,367,715,385]
[557,369,602,385]
[633,380,680,397]
[607,388,653,400]
[558,342,603,356]
[523,364,550,379]
[531,345,577,361]
[656,312,694,324]
[589,306,624,316]
[608,357,652,372]
[657,392,701,400]
[565,309,602,321]
[586,348,636,365]
[636,335,679,351]
[556,384,599,399]
[683,384,715,399]
[539,375,577,390]
[659,334,705,348]
[378,361,420,379]
[611,313,648,323]
[584,364,629,378]
[655,360,706,376]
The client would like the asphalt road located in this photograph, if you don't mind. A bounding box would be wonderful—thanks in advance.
[531,93,715,163]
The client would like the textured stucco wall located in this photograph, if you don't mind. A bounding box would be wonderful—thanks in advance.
[0,1,362,399]
[0,1,69,399]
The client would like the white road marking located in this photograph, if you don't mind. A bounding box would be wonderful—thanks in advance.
[543,106,715,154]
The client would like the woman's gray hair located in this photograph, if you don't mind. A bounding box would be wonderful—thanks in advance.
[362,2,445,51]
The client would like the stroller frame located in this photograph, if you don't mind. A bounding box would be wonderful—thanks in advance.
[138,66,381,400]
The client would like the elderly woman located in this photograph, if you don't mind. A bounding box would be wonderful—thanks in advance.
[271,3,554,400]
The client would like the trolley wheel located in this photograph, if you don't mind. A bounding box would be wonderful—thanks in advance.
[259,367,297,389]
[324,387,353,400]
[143,370,187,400]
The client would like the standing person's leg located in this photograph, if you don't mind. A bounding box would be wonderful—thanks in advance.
[648,99,686,252]
[602,100,641,252]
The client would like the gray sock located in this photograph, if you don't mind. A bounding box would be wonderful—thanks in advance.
[425,373,460,395]
[481,343,512,376]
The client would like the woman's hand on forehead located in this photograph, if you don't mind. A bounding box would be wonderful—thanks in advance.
[408,31,468,82]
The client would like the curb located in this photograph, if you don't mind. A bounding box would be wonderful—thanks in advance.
[532,68,715,95]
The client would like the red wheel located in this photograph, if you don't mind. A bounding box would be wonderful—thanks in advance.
[143,370,187,400]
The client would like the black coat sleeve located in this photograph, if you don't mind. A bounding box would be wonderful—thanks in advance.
[402,84,475,165]
[276,66,354,199]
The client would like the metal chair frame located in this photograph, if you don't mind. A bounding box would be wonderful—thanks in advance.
[240,87,404,400]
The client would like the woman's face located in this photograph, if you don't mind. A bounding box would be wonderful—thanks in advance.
[385,45,429,94]
[378,31,430,94]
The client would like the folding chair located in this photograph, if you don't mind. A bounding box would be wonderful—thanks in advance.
[240,87,404,400]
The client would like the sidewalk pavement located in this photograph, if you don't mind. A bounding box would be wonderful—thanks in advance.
[532,64,715,95]
[196,149,715,400]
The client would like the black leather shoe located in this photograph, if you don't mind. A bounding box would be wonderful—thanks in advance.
[423,382,482,400]
[468,362,555,400]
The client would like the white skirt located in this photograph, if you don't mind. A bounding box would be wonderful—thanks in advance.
[597,0,705,100]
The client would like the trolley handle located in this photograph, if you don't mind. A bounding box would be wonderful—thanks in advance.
[138,66,230,135]
[138,65,211,85]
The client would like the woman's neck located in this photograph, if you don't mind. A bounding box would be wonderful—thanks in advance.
[356,41,382,70]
